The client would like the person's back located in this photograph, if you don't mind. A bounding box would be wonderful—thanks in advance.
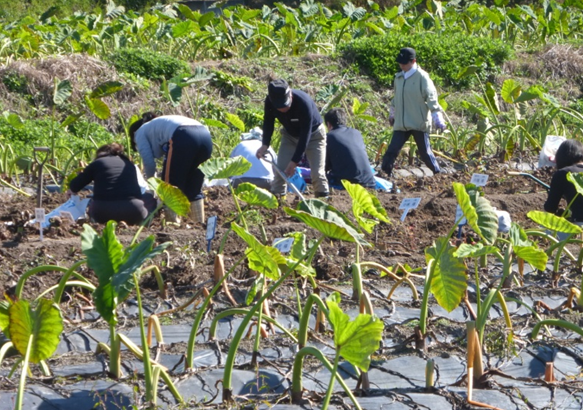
[230,129,276,190]
[324,108,376,189]
[80,155,143,201]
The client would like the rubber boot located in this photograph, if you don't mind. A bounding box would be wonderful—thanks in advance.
[165,207,181,224]
[190,199,205,223]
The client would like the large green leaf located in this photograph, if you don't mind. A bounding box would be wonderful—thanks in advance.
[113,237,170,302]
[3,112,24,129]
[514,246,548,271]
[527,210,582,234]
[200,157,251,180]
[148,178,190,216]
[427,237,467,313]
[235,183,278,209]
[8,299,62,363]
[500,79,521,104]
[342,180,389,233]
[453,183,498,245]
[285,200,369,246]
[508,222,532,247]
[327,298,383,372]
[225,112,246,132]
[0,300,9,338]
[89,81,123,98]
[453,243,498,258]
[53,79,72,105]
[567,172,583,197]
[177,3,198,20]
[232,223,285,280]
[84,96,111,120]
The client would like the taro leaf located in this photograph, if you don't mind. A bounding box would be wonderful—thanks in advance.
[508,223,532,247]
[232,223,285,280]
[501,79,521,104]
[326,298,383,372]
[342,180,389,233]
[172,20,196,38]
[40,6,59,21]
[425,237,467,312]
[105,0,125,19]
[527,210,582,234]
[457,65,479,80]
[89,81,123,99]
[177,3,198,21]
[289,232,307,260]
[454,243,498,258]
[8,299,63,363]
[147,177,190,216]
[3,112,24,129]
[53,79,72,106]
[84,96,110,120]
[200,157,251,180]
[285,200,369,246]
[0,300,9,339]
[201,118,229,129]
[453,183,498,245]
[235,183,278,209]
[82,222,124,325]
[225,112,245,132]
[567,172,583,197]
[514,246,548,271]
[62,114,82,128]
[484,82,500,115]
[113,237,170,302]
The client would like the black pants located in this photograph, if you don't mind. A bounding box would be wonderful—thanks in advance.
[162,125,213,201]
[382,130,440,176]
[88,194,156,225]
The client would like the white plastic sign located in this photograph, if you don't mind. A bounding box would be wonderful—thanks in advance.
[35,208,45,241]
[470,173,489,186]
[455,205,467,226]
[206,216,217,241]
[272,237,294,254]
[399,198,421,221]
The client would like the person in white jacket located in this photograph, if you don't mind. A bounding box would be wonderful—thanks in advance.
[129,112,213,223]
[229,127,276,190]
[381,47,446,178]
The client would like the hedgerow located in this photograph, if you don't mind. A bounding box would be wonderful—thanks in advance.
[107,48,191,81]
[340,31,513,89]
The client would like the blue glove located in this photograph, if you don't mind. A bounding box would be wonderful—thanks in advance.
[432,111,446,131]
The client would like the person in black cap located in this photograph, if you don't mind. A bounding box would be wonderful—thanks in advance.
[381,47,446,177]
[255,79,329,198]
[324,108,376,189]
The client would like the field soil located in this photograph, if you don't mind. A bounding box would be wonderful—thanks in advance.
[2,157,583,410]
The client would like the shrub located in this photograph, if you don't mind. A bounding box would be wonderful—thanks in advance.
[107,48,190,81]
[340,31,513,89]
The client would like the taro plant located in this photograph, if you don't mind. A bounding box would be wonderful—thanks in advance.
[82,220,183,406]
[0,298,63,410]
[418,182,548,351]
[291,292,383,409]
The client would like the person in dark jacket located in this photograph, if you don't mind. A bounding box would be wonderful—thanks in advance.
[255,79,329,198]
[544,139,583,223]
[324,108,376,189]
[68,143,154,225]
[129,112,213,224]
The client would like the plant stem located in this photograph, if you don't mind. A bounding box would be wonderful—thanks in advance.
[15,334,33,410]
[321,352,341,410]
[134,272,154,405]
[109,323,121,379]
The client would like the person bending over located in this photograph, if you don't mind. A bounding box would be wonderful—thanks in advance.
[255,79,329,198]
[229,127,277,190]
[68,143,154,225]
[381,47,445,177]
[129,113,213,224]
[324,108,376,189]
[544,139,583,223]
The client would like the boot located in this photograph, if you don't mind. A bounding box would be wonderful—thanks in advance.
[190,199,205,223]
[165,207,181,224]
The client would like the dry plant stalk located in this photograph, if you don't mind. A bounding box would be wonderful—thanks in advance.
[214,254,238,306]
[466,321,501,410]
[545,362,556,382]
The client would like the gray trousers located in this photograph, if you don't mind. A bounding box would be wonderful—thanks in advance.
[272,124,328,196]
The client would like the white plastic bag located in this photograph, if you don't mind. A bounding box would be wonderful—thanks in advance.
[538,135,566,168]
[32,195,90,228]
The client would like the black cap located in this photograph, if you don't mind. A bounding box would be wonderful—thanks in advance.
[268,79,292,109]
[396,47,416,64]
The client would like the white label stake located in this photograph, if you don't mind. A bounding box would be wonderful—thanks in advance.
[399,198,421,222]
[455,205,467,226]
[470,173,489,187]
[35,208,45,241]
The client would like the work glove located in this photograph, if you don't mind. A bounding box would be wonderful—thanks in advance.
[432,111,447,131]
[388,106,395,127]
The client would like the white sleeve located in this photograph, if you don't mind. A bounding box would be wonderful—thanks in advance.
[136,130,157,178]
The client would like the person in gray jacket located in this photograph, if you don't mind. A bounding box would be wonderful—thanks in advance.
[381,47,446,177]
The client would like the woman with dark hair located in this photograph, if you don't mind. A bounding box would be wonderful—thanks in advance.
[544,139,583,223]
[129,113,213,224]
[68,143,154,225]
